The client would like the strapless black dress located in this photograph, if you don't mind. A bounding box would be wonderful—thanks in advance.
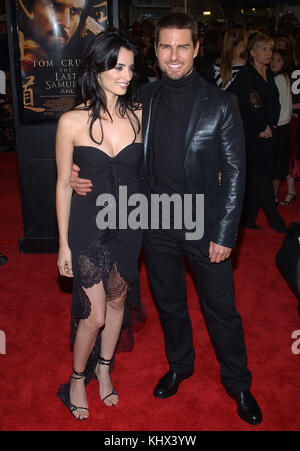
[68,142,145,380]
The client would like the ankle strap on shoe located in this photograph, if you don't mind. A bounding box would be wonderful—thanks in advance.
[71,368,86,379]
[97,357,113,366]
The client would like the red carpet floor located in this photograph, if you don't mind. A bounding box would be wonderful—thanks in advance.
[0,152,300,431]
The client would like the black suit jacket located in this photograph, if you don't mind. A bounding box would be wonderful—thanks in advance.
[140,73,246,252]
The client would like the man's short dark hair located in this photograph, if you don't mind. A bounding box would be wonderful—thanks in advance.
[155,13,199,47]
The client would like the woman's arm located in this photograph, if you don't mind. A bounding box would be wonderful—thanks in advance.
[55,113,75,277]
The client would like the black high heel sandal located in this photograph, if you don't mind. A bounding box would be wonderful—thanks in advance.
[57,369,89,420]
[280,192,297,206]
[95,357,118,406]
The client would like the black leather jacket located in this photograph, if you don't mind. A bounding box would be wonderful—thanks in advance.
[140,73,246,252]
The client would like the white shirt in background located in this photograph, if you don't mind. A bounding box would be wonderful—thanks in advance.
[274,73,293,126]
[0,70,6,94]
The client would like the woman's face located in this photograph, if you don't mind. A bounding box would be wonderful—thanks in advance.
[251,41,274,66]
[98,47,134,98]
[270,52,284,74]
[234,39,246,58]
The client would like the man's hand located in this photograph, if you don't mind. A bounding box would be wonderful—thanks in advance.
[70,163,93,196]
[209,241,232,263]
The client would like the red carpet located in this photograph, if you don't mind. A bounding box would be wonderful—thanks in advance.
[0,152,300,431]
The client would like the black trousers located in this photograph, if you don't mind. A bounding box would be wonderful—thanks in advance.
[143,228,252,392]
[243,173,285,228]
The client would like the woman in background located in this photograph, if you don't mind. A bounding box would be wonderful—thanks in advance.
[213,28,247,91]
[232,32,286,233]
[270,49,293,205]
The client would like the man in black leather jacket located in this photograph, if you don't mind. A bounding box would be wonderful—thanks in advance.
[139,13,262,426]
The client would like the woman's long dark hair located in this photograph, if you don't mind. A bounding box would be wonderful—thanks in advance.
[75,27,141,145]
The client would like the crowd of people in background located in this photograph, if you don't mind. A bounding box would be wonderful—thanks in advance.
[120,12,300,231]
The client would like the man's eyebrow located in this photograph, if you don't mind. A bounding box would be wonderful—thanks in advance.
[51,1,83,12]
[159,43,191,46]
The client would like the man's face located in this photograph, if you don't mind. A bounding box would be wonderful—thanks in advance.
[155,28,199,80]
[31,0,84,51]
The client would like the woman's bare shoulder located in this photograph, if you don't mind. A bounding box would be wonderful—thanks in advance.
[58,107,89,129]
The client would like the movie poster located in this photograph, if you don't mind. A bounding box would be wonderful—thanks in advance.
[16,0,109,122]
[0,19,14,150]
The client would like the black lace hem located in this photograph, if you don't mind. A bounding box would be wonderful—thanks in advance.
[70,233,145,384]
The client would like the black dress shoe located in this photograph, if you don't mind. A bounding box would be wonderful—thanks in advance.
[154,370,193,399]
[226,389,262,425]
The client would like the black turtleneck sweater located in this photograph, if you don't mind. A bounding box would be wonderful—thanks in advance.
[148,68,199,195]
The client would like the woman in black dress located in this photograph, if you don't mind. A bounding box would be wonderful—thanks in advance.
[56,29,144,420]
[232,32,286,232]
